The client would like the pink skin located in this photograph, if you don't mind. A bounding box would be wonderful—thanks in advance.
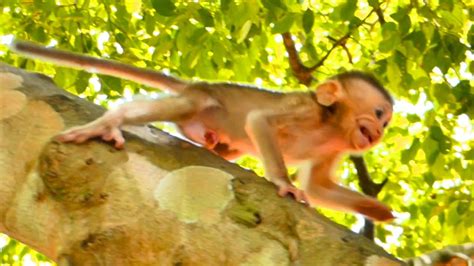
[353,117,384,150]
[278,185,309,204]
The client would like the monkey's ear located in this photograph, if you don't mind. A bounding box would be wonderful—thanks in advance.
[315,80,345,106]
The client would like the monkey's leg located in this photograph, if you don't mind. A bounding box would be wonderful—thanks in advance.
[58,96,198,148]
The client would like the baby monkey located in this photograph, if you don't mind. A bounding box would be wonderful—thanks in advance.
[12,41,394,221]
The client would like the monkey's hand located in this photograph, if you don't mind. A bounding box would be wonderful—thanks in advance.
[354,198,394,221]
[56,113,125,149]
[277,183,308,205]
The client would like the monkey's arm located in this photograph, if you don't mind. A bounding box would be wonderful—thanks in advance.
[58,96,198,148]
[245,110,307,203]
[11,41,188,93]
[301,158,394,221]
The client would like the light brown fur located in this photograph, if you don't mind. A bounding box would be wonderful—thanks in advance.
[12,41,394,221]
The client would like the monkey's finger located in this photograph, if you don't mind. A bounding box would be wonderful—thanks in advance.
[56,131,82,142]
[111,128,125,149]
[102,132,114,141]
[277,186,290,197]
[55,128,80,141]
[293,190,309,205]
[75,133,93,143]
[278,186,309,205]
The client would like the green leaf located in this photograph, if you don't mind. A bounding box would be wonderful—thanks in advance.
[386,60,402,88]
[125,0,142,13]
[340,0,357,20]
[423,173,435,186]
[261,0,287,12]
[469,25,474,48]
[381,22,397,38]
[421,48,437,73]
[401,138,421,164]
[443,34,467,65]
[144,13,155,35]
[271,13,295,34]
[220,0,231,11]
[447,204,460,226]
[302,9,314,34]
[422,137,439,165]
[100,75,122,94]
[406,30,427,52]
[367,0,380,8]
[465,149,474,160]
[457,201,469,215]
[198,7,214,27]
[438,9,464,29]
[237,20,253,43]
[391,8,411,36]
[429,125,451,154]
[406,114,420,123]
[151,0,176,17]
[76,72,91,94]
[439,0,454,11]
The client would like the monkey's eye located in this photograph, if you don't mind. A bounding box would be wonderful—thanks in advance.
[375,109,384,119]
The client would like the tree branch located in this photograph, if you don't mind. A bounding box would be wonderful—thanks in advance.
[350,155,388,240]
[282,9,376,86]
[281,32,313,86]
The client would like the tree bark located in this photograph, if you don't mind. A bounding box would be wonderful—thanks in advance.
[0,63,403,265]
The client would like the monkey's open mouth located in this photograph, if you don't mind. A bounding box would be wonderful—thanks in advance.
[360,126,373,144]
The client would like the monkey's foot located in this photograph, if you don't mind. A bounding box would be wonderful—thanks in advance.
[355,199,394,221]
[278,185,308,205]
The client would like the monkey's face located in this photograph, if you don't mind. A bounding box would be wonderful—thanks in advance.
[342,79,393,151]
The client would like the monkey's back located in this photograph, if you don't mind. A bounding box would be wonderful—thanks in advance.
[176,82,319,157]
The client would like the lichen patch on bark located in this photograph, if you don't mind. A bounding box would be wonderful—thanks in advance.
[0,72,23,90]
[365,255,402,266]
[0,90,27,120]
[0,100,64,228]
[154,166,234,223]
[0,72,26,120]
[125,152,168,196]
[241,240,290,266]
[295,219,324,240]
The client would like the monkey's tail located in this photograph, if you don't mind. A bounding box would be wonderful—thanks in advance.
[10,41,188,93]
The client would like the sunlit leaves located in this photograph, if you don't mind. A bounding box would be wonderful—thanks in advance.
[0,0,472,262]
[197,7,214,27]
[380,22,400,52]
[339,0,357,20]
[151,0,176,17]
[302,9,314,34]
[271,13,295,34]
[125,0,142,14]
[238,20,253,43]
[401,138,420,164]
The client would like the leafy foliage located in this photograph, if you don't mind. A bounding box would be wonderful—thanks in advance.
[0,0,472,263]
